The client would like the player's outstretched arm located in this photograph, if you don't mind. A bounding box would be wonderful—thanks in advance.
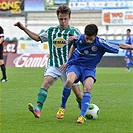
[119,43,133,50]
[14,22,40,42]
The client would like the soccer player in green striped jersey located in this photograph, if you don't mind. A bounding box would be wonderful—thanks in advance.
[14,5,82,119]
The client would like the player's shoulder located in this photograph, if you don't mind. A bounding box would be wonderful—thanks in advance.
[130,35,133,39]
[69,26,77,29]
[73,34,84,45]
[74,34,83,40]
[46,26,59,34]
[69,26,81,32]
[130,35,133,42]
[47,26,58,31]
[97,36,107,44]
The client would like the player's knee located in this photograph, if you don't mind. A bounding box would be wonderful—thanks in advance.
[66,79,73,86]
[42,79,53,89]
[0,60,4,65]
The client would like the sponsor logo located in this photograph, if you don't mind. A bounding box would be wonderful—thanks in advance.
[3,40,18,53]
[53,37,66,48]
[13,53,49,67]
[0,0,23,14]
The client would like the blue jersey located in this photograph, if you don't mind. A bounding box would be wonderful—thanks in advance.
[125,35,133,58]
[126,35,133,45]
[67,34,120,69]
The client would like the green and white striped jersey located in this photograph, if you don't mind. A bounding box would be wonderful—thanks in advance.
[39,25,81,67]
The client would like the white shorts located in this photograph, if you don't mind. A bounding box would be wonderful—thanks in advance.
[44,66,80,86]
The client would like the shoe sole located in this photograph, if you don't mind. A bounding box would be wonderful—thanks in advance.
[77,116,85,124]
[1,79,8,82]
[28,103,40,118]
[77,120,84,124]
[56,114,64,119]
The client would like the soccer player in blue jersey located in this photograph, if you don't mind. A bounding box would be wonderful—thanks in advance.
[56,24,133,124]
[124,29,133,72]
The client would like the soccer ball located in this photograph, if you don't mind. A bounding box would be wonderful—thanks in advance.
[85,103,100,119]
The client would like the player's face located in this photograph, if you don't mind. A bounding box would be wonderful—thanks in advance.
[126,30,130,36]
[57,13,70,30]
[85,35,96,45]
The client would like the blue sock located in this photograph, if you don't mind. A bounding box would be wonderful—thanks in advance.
[130,60,133,65]
[80,92,91,117]
[126,61,130,70]
[61,85,72,108]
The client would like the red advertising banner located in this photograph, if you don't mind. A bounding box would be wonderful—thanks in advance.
[3,40,18,53]
[6,53,49,67]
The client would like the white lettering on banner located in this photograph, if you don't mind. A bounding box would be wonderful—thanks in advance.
[6,44,16,52]
[3,43,16,53]
[13,54,49,67]
[111,19,123,24]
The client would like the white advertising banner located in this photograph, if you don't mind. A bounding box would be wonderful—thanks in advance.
[102,9,133,25]
[17,40,49,54]
[69,0,133,10]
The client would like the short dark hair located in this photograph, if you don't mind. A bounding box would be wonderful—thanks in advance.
[127,29,131,32]
[84,24,98,36]
[56,5,71,17]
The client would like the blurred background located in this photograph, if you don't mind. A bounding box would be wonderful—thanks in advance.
[0,0,133,67]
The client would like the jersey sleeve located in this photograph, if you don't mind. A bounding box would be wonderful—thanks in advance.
[73,27,81,35]
[39,30,48,43]
[73,35,81,48]
[99,38,119,54]
[130,36,133,44]
[69,26,81,36]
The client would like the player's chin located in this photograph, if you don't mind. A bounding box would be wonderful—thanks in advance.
[61,24,68,29]
[87,43,91,45]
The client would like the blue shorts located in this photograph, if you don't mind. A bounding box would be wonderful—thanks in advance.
[66,65,96,83]
[44,66,80,86]
[125,50,132,59]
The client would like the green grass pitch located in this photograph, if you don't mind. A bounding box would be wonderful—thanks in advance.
[0,67,132,133]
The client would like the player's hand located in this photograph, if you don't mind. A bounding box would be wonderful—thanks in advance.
[60,63,66,71]
[68,36,74,44]
[14,22,25,30]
